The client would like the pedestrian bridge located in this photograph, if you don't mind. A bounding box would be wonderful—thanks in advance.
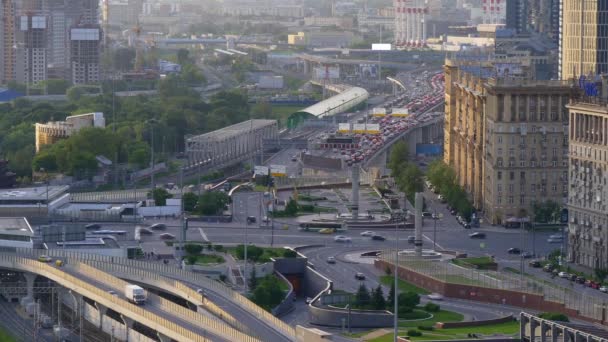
[0,249,301,342]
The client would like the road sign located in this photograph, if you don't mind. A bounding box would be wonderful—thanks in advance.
[372,43,392,51]
[270,165,287,177]
[254,166,269,176]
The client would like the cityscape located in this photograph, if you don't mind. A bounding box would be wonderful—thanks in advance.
[0,0,607,341]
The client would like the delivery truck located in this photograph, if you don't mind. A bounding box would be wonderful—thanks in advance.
[125,284,146,305]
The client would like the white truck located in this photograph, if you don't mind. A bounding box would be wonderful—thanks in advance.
[125,284,146,305]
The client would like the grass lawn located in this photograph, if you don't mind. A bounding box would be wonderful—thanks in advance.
[380,276,430,295]
[436,275,484,286]
[192,254,225,265]
[452,257,496,269]
[0,329,15,342]
[226,246,289,262]
[369,321,519,341]
[399,310,464,328]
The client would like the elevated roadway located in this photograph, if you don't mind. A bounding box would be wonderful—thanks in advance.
[0,249,296,342]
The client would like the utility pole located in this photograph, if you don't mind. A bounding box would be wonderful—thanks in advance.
[393,212,400,342]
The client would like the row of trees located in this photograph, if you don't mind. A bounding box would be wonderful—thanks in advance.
[388,141,424,205]
[353,282,423,314]
[426,160,474,221]
[183,191,230,216]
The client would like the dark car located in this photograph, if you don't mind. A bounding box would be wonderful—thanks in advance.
[576,276,586,284]
[85,223,101,230]
[464,223,471,229]
[529,260,542,268]
[355,273,366,280]
[469,232,486,239]
[521,252,534,259]
[148,223,167,230]
[407,236,416,244]
[246,216,256,224]
[450,209,457,215]
[371,235,386,241]
[543,264,555,272]
[569,274,578,281]
[507,248,521,254]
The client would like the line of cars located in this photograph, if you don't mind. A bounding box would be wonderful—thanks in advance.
[543,264,608,292]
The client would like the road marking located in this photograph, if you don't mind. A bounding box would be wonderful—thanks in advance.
[199,228,209,242]
[422,234,445,250]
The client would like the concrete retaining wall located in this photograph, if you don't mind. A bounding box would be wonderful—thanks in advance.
[309,304,394,328]
[272,271,295,317]
[302,266,332,299]
[435,315,514,329]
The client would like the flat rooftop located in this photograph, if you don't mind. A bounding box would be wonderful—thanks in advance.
[187,119,277,142]
[49,237,119,249]
[0,186,69,203]
[57,203,125,211]
[0,217,33,237]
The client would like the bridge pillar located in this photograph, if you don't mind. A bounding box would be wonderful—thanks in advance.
[23,272,36,301]
[351,167,360,220]
[157,333,171,342]
[95,303,107,329]
[121,314,134,342]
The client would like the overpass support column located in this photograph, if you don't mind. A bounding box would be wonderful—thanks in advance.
[351,167,360,220]
[95,303,107,329]
[23,273,36,300]
[157,333,171,342]
[121,315,134,342]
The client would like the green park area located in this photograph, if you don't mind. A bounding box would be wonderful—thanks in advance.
[379,276,430,295]
[0,329,15,342]
[227,245,297,263]
[368,321,519,341]
[451,256,497,270]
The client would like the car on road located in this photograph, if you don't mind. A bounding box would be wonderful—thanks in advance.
[159,233,175,240]
[360,231,375,237]
[576,276,586,284]
[371,235,386,241]
[468,232,486,239]
[547,237,563,243]
[108,290,117,296]
[319,228,334,234]
[507,248,521,254]
[422,212,432,218]
[521,252,534,259]
[326,256,336,264]
[427,293,444,301]
[558,271,569,278]
[138,227,153,235]
[355,273,366,280]
[569,274,577,281]
[246,216,256,224]
[85,223,101,230]
[407,236,416,244]
[529,261,542,268]
[600,286,608,293]
[38,255,52,263]
[148,223,166,230]
[334,235,352,243]
[543,264,555,272]
[464,223,471,229]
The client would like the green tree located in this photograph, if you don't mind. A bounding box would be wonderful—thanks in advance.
[538,312,569,322]
[397,163,424,196]
[183,192,198,212]
[235,244,264,262]
[184,243,204,255]
[150,188,173,206]
[250,275,284,311]
[128,142,151,168]
[398,292,420,313]
[355,283,371,307]
[388,141,409,177]
[285,198,298,216]
[387,281,395,309]
[177,49,191,65]
[372,284,386,310]
[197,191,229,215]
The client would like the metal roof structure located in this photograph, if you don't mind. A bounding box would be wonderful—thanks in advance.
[288,87,369,128]
[186,119,277,143]
[0,217,33,237]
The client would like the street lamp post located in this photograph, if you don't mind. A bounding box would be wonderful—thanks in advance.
[393,211,400,342]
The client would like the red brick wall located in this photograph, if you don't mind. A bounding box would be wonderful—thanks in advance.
[374,259,603,325]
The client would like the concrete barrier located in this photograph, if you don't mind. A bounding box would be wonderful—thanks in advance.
[435,314,515,329]
[272,271,295,317]
[309,304,394,328]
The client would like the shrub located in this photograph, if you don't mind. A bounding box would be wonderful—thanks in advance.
[418,326,435,331]
[214,244,224,252]
[424,302,440,312]
[185,255,197,265]
[283,249,298,258]
[538,312,569,322]
[184,243,204,255]
[406,329,422,337]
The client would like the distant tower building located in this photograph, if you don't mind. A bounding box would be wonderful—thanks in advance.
[15,14,48,86]
[481,0,505,24]
[393,0,428,47]
[559,0,608,80]
[69,26,101,85]
[505,0,527,33]
[0,0,17,83]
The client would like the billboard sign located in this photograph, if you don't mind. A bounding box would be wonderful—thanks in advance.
[338,123,351,133]
[313,66,340,79]
[372,43,392,51]
[254,166,269,176]
[270,165,287,177]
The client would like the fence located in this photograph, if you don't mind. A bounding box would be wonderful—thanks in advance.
[3,248,296,341]
[0,255,212,342]
[378,251,607,323]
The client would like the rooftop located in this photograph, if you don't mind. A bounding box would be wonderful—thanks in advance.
[186,119,277,142]
[0,186,69,203]
[296,87,369,118]
[0,218,33,237]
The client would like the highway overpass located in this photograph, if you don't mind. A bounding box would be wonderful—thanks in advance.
[0,248,299,342]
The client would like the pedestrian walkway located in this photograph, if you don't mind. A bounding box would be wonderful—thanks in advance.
[360,328,390,341]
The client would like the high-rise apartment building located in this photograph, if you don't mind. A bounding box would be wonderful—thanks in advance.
[566,95,608,269]
[559,0,608,80]
[393,0,428,46]
[15,14,48,85]
[0,0,17,83]
[69,27,100,85]
[481,0,506,24]
[444,55,577,224]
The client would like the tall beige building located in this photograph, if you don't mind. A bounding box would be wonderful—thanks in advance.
[444,56,578,224]
[559,0,608,80]
[35,112,105,152]
[567,97,608,269]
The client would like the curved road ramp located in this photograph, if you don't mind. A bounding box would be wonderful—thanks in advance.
[0,249,334,342]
